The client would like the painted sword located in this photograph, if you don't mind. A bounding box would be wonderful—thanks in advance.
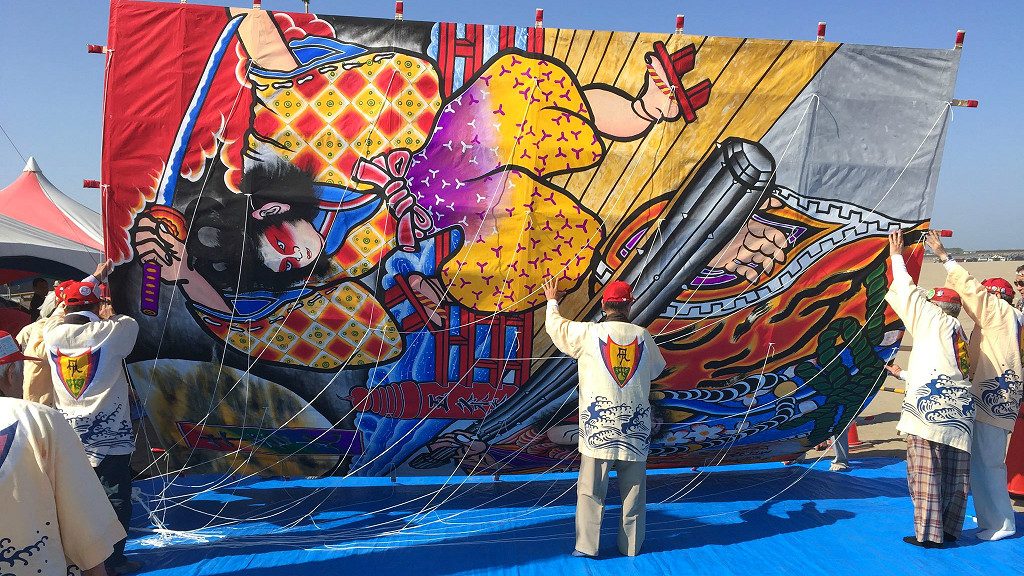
[138,16,245,317]
[410,137,778,469]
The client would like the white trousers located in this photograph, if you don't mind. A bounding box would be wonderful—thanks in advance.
[970,421,1016,533]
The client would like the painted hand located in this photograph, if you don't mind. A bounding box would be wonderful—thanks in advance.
[421,431,496,470]
[353,150,432,252]
[719,199,789,283]
[134,211,186,280]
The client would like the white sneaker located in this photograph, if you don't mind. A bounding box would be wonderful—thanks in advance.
[829,462,851,472]
[976,528,1015,541]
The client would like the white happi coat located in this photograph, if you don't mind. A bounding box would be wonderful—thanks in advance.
[886,255,974,452]
[545,301,667,462]
[45,312,139,466]
[944,260,1024,432]
[0,398,126,574]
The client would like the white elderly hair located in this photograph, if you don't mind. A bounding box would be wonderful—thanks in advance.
[934,300,962,318]
[0,360,23,398]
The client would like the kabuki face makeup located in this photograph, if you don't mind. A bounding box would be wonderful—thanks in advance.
[258,219,325,273]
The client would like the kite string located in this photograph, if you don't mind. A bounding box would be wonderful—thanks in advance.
[138,55,260,490]
[153,193,252,522]
[140,31,688,516]
[567,100,944,506]
[149,96,929,504]
[139,22,524,516]
[136,67,950,537]
[142,20,410,503]
[144,89,820,515]
[140,15,415,486]
[142,66,549,496]
[261,81,562,530]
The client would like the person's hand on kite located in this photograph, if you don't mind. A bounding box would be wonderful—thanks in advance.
[542,277,559,301]
[888,229,904,257]
[885,362,903,378]
[720,198,789,283]
[92,258,114,283]
[923,229,949,260]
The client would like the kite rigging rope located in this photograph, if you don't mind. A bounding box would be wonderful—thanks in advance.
[125,25,954,547]
[0,118,27,164]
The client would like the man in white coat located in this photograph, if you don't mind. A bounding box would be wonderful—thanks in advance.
[1,331,125,576]
[543,277,666,558]
[927,231,1023,541]
[46,276,141,575]
[885,230,975,548]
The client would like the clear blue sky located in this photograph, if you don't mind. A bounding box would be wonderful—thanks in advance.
[2,0,1020,249]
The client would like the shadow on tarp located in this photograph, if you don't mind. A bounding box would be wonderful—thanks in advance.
[125,458,1024,576]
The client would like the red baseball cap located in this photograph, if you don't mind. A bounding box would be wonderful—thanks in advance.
[63,281,101,306]
[54,280,74,303]
[603,281,634,303]
[982,278,1013,298]
[927,287,961,305]
[0,330,40,365]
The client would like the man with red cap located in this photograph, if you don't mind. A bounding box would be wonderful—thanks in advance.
[928,231,1023,541]
[17,260,113,405]
[543,276,666,558]
[0,330,32,398]
[886,230,975,548]
[45,267,141,574]
[1,333,125,575]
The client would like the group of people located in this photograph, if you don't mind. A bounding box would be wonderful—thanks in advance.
[2,229,1021,573]
[885,230,1022,548]
[1,260,141,575]
[542,229,1023,557]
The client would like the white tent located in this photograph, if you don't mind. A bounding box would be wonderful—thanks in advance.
[0,158,104,283]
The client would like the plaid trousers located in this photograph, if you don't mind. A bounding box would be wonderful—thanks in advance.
[905,434,971,543]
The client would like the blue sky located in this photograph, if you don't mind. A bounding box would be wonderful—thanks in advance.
[2,0,1020,249]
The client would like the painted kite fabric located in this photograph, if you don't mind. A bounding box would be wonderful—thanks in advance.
[545,300,666,461]
[0,398,126,576]
[45,313,139,466]
[101,1,960,476]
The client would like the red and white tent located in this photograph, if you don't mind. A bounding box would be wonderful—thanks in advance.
[0,157,104,284]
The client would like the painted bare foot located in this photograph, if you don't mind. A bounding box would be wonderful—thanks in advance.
[636,42,712,124]
[637,51,681,122]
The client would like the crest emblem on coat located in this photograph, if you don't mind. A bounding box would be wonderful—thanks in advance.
[0,422,15,471]
[50,348,101,400]
[599,336,644,388]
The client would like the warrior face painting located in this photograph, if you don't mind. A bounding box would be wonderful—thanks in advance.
[181,160,330,293]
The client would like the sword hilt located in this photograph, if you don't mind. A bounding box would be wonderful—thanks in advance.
[140,262,161,317]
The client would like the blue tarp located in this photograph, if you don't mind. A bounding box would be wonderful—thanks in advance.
[127,458,1023,576]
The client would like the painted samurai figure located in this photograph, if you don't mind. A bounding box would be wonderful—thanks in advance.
[132,9,770,372]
